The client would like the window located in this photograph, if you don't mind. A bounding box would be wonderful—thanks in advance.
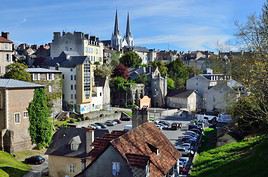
[47,73,54,80]
[33,73,38,80]
[74,85,76,90]
[62,74,65,79]
[71,75,73,80]
[74,75,76,80]
[112,162,120,176]
[69,164,75,173]
[23,111,28,118]
[71,94,73,99]
[6,54,10,62]
[100,92,102,97]
[70,68,73,72]
[48,85,52,93]
[63,94,65,99]
[71,85,73,90]
[14,113,20,123]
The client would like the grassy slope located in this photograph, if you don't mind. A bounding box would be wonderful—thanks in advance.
[191,136,268,177]
[0,151,30,177]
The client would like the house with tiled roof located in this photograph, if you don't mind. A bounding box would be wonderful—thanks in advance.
[0,79,44,152]
[0,32,13,75]
[76,122,180,177]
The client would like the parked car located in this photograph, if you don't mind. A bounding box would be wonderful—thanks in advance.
[89,124,102,129]
[159,120,170,127]
[175,145,191,156]
[95,122,107,129]
[25,155,45,165]
[120,116,131,121]
[170,122,182,130]
[188,124,202,131]
[105,120,116,126]
[180,135,198,142]
[123,124,132,131]
[113,119,121,124]
[184,131,199,138]
[179,157,189,167]
[190,128,202,135]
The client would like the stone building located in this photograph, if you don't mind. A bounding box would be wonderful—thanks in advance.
[0,32,13,75]
[0,79,43,152]
[76,122,180,177]
[26,68,62,117]
[50,31,104,64]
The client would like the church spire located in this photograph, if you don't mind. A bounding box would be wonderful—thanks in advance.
[113,10,120,35]
[125,12,132,37]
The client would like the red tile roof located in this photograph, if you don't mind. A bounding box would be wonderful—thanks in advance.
[0,36,12,43]
[111,122,180,177]
[125,153,150,168]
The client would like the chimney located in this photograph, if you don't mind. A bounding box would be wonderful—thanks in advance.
[1,32,9,39]
[132,106,149,128]
[85,128,94,153]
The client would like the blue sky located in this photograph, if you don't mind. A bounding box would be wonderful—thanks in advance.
[0,0,265,51]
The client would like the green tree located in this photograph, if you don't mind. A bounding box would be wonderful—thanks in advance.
[111,51,121,68]
[167,77,175,90]
[4,62,31,81]
[150,61,168,76]
[28,88,53,148]
[168,59,189,89]
[119,51,142,68]
[95,64,113,78]
[135,74,149,86]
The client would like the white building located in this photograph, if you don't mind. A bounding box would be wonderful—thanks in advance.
[0,32,13,75]
[204,80,245,112]
[50,31,104,64]
[166,90,200,112]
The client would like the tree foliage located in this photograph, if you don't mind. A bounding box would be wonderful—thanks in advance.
[4,62,31,81]
[167,77,175,90]
[28,88,53,148]
[95,64,113,78]
[119,51,142,68]
[134,73,149,86]
[112,64,129,79]
[150,61,168,76]
[111,76,135,91]
[167,59,189,89]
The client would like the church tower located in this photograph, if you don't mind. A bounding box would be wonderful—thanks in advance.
[123,12,134,48]
[111,10,122,50]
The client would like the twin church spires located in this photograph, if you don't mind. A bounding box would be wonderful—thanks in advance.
[111,10,134,50]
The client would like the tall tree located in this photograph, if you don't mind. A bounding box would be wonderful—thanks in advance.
[4,62,31,81]
[150,61,168,76]
[28,88,53,148]
[167,59,189,89]
[112,64,129,79]
[119,51,142,68]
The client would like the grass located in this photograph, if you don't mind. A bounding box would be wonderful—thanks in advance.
[0,151,31,177]
[191,135,268,177]
[124,111,132,117]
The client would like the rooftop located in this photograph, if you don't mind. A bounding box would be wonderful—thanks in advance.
[26,68,61,73]
[0,79,43,89]
[0,36,12,43]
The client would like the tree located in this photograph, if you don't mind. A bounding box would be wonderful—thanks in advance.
[167,59,189,89]
[95,64,113,78]
[119,51,142,68]
[4,62,31,81]
[111,51,121,68]
[135,74,149,86]
[150,61,168,76]
[167,77,175,90]
[28,88,53,148]
[112,64,129,79]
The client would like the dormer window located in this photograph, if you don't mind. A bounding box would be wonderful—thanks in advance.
[69,136,81,151]
[147,143,159,155]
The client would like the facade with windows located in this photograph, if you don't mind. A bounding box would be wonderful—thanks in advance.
[0,32,13,75]
[50,31,104,64]
[27,68,62,117]
[0,79,43,152]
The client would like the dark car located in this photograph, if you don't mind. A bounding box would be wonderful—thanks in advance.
[120,116,131,121]
[170,122,182,130]
[159,120,170,127]
[95,122,107,129]
[25,155,45,165]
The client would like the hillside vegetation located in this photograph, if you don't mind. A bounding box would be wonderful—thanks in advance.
[0,151,30,177]
[191,136,268,177]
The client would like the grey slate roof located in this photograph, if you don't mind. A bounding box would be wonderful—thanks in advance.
[48,56,89,68]
[45,127,108,158]
[26,68,61,73]
[0,79,44,89]
[167,90,196,98]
